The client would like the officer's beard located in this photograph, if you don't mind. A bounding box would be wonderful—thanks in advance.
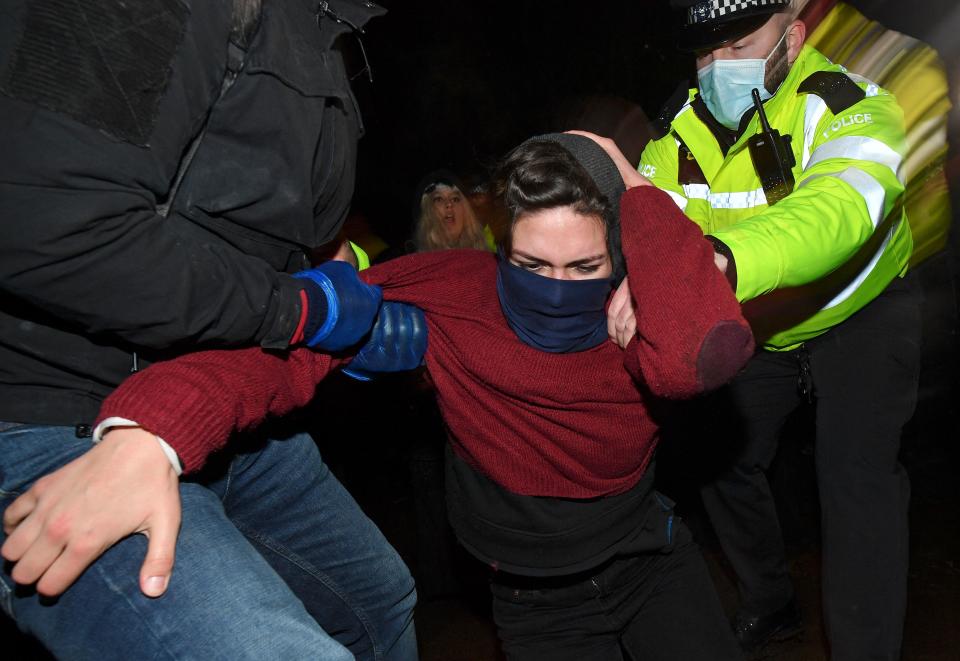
[763,38,791,96]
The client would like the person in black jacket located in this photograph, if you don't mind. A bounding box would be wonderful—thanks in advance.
[0,1,420,659]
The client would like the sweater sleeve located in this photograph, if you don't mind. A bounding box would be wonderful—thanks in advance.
[90,252,476,475]
[620,186,754,397]
[95,347,344,474]
[361,249,492,313]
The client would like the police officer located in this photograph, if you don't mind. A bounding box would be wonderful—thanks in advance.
[639,1,920,659]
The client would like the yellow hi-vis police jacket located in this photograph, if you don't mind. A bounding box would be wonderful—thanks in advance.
[639,45,912,351]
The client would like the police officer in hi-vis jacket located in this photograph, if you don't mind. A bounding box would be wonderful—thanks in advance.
[639,1,920,658]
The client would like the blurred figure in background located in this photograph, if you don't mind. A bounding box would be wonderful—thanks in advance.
[413,170,490,252]
[799,0,952,265]
[462,172,510,247]
[409,170,495,600]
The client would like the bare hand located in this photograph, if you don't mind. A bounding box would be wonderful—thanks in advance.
[1,428,180,598]
[607,278,638,349]
[565,130,652,189]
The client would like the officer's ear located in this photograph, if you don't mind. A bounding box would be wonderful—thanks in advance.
[785,19,806,64]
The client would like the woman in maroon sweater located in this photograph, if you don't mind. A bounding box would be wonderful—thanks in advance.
[101,133,749,659]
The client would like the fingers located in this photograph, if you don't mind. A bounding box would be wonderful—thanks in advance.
[566,129,608,146]
[2,479,65,591]
[713,251,729,274]
[139,501,181,598]
[2,431,182,598]
[7,525,67,589]
[565,130,650,189]
[3,485,50,576]
[4,492,99,596]
[34,530,109,597]
[607,280,630,340]
[607,279,637,349]
[2,487,38,538]
[613,310,635,349]
[616,311,637,348]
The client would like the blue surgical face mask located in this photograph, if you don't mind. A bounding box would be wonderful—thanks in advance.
[496,255,614,353]
[697,29,789,130]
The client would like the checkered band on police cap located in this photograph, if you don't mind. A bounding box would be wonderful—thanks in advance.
[688,0,791,25]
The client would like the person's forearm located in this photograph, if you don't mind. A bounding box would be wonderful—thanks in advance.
[619,186,754,397]
[0,183,307,350]
[96,347,342,473]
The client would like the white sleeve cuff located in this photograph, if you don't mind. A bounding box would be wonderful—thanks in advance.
[93,417,183,476]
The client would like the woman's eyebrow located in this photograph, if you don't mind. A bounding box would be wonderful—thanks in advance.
[511,251,606,267]
[565,254,607,267]
[511,250,549,264]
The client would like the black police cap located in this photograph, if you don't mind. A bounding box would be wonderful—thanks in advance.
[671,0,791,52]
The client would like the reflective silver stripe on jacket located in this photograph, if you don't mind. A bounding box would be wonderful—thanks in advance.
[801,94,829,169]
[805,135,904,183]
[800,166,894,309]
[681,184,768,209]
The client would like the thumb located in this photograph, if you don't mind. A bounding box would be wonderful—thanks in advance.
[139,508,180,598]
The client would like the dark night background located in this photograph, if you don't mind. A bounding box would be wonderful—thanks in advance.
[350,0,689,247]
[5,1,960,659]
[347,0,960,250]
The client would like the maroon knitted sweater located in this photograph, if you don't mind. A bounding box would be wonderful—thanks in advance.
[97,187,752,498]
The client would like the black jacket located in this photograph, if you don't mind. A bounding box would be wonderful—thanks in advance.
[0,0,384,425]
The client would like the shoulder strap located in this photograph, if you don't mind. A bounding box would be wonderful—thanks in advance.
[797,71,866,115]
[157,0,262,217]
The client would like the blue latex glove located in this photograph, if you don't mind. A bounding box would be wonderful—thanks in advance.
[294,261,382,351]
[342,302,428,381]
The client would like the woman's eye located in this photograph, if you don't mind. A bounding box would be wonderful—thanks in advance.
[520,262,542,271]
[575,264,600,274]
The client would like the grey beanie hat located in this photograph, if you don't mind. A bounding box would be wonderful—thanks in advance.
[531,133,626,226]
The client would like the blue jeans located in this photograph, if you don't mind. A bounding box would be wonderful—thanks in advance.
[0,423,418,660]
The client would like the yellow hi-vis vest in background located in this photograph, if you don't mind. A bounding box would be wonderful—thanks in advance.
[639,45,912,351]
[806,1,952,266]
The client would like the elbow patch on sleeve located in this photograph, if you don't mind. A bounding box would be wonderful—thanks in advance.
[696,321,754,392]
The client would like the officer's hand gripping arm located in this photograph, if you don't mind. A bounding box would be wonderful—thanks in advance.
[341,302,428,381]
[293,261,383,351]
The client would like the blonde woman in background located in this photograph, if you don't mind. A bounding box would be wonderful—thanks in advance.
[413,171,489,252]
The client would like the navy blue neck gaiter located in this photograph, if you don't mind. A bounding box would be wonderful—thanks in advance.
[496,255,614,353]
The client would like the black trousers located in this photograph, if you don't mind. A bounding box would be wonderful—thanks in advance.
[489,523,743,661]
[701,276,921,661]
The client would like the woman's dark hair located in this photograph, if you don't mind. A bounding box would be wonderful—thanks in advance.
[493,139,625,280]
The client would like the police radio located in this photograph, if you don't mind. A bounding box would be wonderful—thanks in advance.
[747,88,795,205]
